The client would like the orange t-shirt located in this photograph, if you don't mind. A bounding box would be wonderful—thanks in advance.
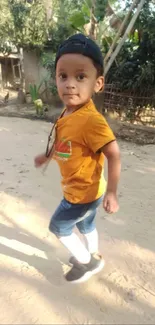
[53,99,115,204]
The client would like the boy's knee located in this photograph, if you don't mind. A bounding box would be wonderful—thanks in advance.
[49,219,62,238]
[49,219,57,235]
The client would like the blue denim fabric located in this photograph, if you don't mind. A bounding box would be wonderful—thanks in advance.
[49,196,103,237]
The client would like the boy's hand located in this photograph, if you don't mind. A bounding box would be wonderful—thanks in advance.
[34,154,48,168]
[103,191,119,214]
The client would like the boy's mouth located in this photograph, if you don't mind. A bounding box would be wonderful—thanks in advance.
[63,94,78,96]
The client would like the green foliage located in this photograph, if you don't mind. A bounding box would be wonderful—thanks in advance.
[29,78,44,101]
[1,0,155,97]
[0,0,48,51]
[95,0,108,22]
[107,1,155,91]
[29,84,39,102]
[41,53,55,76]
[69,11,89,30]
[68,2,90,30]
[40,52,58,96]
[0,0,14,53]
[11,0,48,49]
[48,24,73,53]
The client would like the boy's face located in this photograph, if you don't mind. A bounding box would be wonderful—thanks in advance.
[56,54,104,108]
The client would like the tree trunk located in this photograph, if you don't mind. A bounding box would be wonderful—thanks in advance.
[43,0,52,22]
[104,0,140,64]
[106,1,115,16]
[17,47,25,104]
[0,63,2,90]
[104,0,146,77]
[89,0,96,39]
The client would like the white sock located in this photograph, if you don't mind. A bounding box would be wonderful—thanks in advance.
[83,229,99,254]
[59,233,91,264]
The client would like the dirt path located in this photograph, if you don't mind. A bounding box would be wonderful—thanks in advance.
[0,116,155,324]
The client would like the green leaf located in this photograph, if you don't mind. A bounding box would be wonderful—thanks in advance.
[81,3,90,17]
[29,83,39,101]
[85,0,92,9]
[69,11,90,28]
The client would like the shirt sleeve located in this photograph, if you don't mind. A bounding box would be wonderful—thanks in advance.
[83,114,116,153]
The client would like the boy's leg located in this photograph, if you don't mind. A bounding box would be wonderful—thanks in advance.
[49,197,104,283]
[65,197,104,283]
[69,220,99,264]
[59,233,91,264]
[84,228,99,254]
[49,199,91,264]
[76,196,103,254]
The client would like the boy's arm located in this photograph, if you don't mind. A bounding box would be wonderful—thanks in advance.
[82,113,121,213]
[34,150,54,168]
[100,140,121,213]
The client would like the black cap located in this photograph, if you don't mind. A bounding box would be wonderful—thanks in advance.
[55,33,103,71]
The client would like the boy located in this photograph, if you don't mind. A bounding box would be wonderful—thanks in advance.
[35,34,121,283]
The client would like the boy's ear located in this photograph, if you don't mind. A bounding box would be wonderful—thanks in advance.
[94,76,104,93]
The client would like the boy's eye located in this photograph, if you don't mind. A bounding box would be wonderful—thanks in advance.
[59,73,67,80]
[76,74,86,81]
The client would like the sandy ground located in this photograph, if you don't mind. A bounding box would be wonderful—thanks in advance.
[0,116,155,325]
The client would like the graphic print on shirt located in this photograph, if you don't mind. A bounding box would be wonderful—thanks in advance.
[54,138,72,161]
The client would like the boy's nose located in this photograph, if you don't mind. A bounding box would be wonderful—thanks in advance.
[66,84,75,89]
[66,78,76,89]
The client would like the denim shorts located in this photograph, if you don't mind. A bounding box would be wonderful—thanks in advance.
[49,196,103,237]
